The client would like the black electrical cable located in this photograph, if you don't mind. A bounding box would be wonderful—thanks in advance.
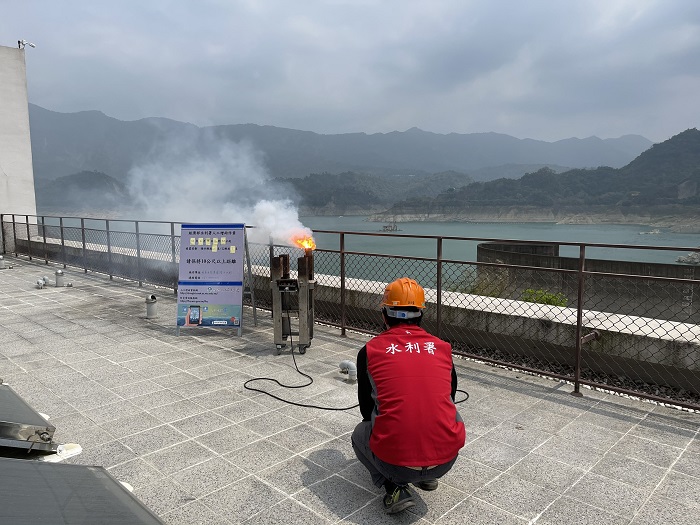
[243,333,470,409]
[455,390,469,404]
[243,333,359,411]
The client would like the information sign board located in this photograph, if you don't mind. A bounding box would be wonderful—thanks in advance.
[176,223,245,335]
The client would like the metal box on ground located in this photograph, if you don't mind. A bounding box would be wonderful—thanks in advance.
[0,383,57,454]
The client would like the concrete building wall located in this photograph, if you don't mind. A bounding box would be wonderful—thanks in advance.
[0,45,37,217]
[477,242,699,323]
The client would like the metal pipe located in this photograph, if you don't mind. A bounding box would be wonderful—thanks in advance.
[269,236,274,269]
[580,330,600,345]
[243,227,257,324]
[12,214,17,256]
[41,216,48,264]
[170,222,177,293]
[304,248,314,280]
[26,215,31,260]
[81,218,87,272]
[339,360,357,382]
[340,233,346,336]
[106,219,113,280]
[135,221,142,287]
[572,245,586,397]
[436,237,443,338]
[59,217,66,268]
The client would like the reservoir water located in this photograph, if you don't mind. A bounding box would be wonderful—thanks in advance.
[300,216,700,266]
[39,215,699,266]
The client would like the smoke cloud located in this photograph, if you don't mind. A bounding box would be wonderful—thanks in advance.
[124,130,313,245]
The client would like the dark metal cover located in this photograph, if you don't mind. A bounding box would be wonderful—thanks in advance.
[0,383,56,452]
[0,458,166,524]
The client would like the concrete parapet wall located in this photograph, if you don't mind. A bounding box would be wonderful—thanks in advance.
[478,242,699,324]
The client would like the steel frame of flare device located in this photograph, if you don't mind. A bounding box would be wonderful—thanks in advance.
[270,248,315,354]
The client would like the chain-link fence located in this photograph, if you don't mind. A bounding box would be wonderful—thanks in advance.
[3,214,700,408]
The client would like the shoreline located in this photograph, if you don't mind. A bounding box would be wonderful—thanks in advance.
[302,210,700,234]
[361,213,700,234]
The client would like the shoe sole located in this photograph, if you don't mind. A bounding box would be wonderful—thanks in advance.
[385,498,415,514]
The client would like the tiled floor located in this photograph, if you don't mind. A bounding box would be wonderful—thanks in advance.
[1,257,699,524]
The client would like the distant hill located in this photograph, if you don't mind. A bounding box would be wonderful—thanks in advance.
[35,170,129,213]
[279,170,475,215]
[373,129,700,231]
[467,163,571,182]
[28,104,652,184]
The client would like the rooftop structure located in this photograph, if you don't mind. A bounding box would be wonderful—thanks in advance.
[0,45,37,217]
[1,255,698,524]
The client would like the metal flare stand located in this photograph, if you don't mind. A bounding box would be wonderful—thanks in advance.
[271,250,315,354]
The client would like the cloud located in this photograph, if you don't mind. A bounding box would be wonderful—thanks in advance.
[3,0,700,141]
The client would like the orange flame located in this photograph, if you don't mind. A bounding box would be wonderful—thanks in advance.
[292,234,316,251]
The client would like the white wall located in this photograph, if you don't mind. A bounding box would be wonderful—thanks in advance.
[0,45,37,217]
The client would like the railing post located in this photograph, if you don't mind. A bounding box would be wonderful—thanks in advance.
[269,236,274,318]
[0,214,5,254]
[81,218,87,272]
[572,244,586,397]
[171,222,177,294]
[60,217,66,268]
[170,221,177,265]
[12,215,17,256]
[436,237,443,339]
[106,219,113,280]
[340,233,346,336]
[26,215,31,260]
[135,220,142,287]
[41,216,48,264]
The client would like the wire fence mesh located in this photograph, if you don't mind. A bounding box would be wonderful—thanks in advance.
[3,214,700,408]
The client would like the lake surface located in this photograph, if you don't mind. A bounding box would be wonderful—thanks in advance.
[300,216,700,265]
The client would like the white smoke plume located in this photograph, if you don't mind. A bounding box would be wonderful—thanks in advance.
[124,130,312,245]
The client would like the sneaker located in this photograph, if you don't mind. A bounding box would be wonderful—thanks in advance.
[383,485,415,514]
[415,479,439,491]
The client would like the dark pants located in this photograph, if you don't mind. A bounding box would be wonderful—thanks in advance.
[351,420,457,489]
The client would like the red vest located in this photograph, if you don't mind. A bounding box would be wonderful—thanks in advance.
[365,325,465,466]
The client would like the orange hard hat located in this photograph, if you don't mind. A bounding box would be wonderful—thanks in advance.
[381,277,426,309]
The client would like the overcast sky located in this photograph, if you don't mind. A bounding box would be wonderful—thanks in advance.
[3,0,699,142]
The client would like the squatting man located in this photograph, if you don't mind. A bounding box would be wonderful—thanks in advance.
[352,277,466,514]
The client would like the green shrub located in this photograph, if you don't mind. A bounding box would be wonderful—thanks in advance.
[521,288,568,307]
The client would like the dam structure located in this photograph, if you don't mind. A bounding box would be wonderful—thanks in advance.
[0,240,698,523]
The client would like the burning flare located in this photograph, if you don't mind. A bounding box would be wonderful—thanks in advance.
[292,233,316,251]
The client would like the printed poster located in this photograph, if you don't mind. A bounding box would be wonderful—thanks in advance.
[176,223,245,333]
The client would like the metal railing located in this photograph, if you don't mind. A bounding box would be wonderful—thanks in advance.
[2,213,700,409]
[0,214,181,288]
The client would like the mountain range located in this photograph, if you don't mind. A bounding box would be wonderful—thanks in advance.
[370,128,700,231]
[30,104,699,231]
[29,104,652,183]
